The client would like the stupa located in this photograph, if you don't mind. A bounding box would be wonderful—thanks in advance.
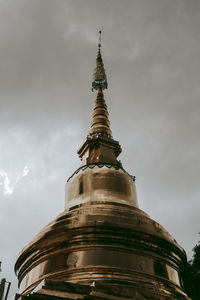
[15,32,190,300]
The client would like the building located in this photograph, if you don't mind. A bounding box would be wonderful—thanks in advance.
[15,33,190,300]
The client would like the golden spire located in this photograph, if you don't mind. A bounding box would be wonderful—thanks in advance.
[92,31,108,91]
[77,32,121,164]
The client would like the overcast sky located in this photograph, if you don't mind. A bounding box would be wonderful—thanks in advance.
[0,0,200,297]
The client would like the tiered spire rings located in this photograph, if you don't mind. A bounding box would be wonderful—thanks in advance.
[88,88,112,137]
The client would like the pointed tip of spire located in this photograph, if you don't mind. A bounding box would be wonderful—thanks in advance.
[92,30,108,91]
[98,30,102,49]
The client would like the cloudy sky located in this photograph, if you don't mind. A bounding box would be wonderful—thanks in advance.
[0,0,200,297]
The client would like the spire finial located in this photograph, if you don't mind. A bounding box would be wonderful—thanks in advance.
[98,30,101,49]
[92,30,108,91]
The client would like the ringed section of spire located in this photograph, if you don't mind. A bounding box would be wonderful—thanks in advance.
[77,88,122,166]
[88,88,112,137]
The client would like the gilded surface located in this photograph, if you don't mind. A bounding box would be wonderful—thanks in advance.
[14,41,190,299]
[66,166,138,209]
[15,200,189,299]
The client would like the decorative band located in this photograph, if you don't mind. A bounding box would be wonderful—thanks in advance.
[67,161,136,182]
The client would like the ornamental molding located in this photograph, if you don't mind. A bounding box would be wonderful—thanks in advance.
[67,162,136,182]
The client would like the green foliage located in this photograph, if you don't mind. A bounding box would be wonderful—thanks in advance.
[182,240,200,299]
[192,243,200,274]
